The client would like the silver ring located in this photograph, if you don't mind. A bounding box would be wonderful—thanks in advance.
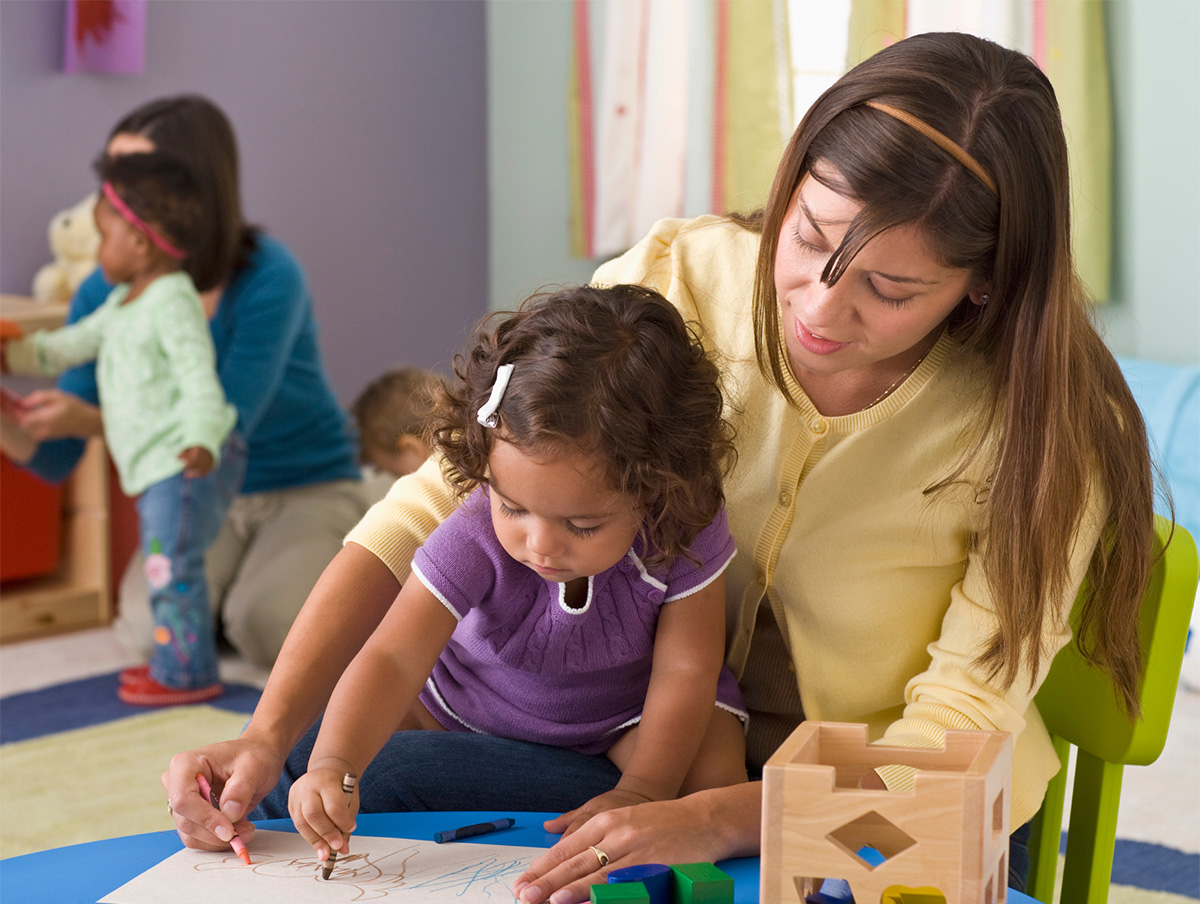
[167,799,174,815]
[588,845,609,867]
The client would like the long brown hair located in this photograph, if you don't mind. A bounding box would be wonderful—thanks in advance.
[431,285,736,571]
[748,33,1155,716]
[109,95,257,291]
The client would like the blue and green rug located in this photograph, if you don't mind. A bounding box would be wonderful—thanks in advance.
[0,672,259,859]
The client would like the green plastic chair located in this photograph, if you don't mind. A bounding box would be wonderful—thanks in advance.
[1026,516,1198,904]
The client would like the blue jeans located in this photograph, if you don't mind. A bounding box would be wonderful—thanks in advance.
[1008,819,1032,892]
[254,723,1033,894]
[253,724,622,819]
[138,433,246,688]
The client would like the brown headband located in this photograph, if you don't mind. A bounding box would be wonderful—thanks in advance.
[864,100,998,196]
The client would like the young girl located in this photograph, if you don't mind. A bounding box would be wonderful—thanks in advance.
[289,285,748,862]
[3,152,242,706]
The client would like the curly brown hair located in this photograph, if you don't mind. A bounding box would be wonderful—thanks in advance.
[432,285,735,571]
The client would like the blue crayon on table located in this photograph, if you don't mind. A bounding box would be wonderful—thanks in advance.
[607,863,673,904]
[432,817,516,843]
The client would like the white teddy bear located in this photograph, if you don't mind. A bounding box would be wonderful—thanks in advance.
[31,192,101,302]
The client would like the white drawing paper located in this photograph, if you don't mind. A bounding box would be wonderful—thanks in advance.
[100,829,543,903]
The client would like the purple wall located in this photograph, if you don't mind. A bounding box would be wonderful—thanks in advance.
[0,0,487,404]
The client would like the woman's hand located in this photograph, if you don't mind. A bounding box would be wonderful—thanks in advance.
[0,405,36,463]
[16,389,103,441]
[287,762,360,863]
[161,735,285,851]
[513,785,759,904]
[550,788,657,839]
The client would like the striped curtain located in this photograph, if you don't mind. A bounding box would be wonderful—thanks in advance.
[845,0,1113,301]
[569,0,792,259]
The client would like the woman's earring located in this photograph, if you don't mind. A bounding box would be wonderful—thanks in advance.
[979,294,991,306]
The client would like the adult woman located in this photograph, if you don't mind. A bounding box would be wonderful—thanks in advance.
[164,34,1155,902]
[12,96,365,669]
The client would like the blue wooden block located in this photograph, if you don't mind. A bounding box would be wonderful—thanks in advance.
[608,863,673,904]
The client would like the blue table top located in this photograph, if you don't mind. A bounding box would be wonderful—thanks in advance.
[0,811,1036,903]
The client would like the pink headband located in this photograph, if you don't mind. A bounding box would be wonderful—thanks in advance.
[101,181,187,260]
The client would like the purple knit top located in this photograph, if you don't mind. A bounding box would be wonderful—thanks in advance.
[413,488,745,754]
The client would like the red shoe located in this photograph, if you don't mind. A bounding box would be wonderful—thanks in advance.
[118,675,223,707]
[119,665,150,684]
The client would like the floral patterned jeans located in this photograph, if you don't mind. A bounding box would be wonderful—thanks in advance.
[137,432,246,688]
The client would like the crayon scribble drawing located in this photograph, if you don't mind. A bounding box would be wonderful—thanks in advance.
[100,829,544,903]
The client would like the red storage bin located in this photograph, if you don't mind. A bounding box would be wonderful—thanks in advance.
[0,454,64,582]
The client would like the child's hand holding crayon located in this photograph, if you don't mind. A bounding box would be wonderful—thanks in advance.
[288,761,360,870]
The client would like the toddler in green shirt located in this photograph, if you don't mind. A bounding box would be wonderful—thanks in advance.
[4,153,243,706]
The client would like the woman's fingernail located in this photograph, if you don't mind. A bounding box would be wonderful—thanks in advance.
[549,890,573,904]
[512,880,528,895]
[214,825,233,842]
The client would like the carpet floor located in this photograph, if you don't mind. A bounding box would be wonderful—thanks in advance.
[0,672,259,859]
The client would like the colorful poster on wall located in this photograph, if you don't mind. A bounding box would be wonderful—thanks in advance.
[64,0,147,75]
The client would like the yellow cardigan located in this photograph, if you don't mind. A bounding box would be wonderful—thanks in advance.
[348,216,1104,828]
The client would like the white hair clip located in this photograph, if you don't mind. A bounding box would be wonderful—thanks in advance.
[476,363,515,428]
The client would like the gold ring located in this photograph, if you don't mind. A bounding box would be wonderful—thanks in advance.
[588,845,609,867]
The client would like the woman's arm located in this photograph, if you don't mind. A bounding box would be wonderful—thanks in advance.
[164,455,462,849]
[162,542,401,850]
[288,578,458,861]
[514,781,762,904]
[18,389,103,443]
[871,482,1108,821]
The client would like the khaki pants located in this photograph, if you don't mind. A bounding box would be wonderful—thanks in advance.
[113,479,369,668]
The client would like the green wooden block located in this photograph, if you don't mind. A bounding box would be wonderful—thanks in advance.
[591,881,650,903]
[670,862,734,903]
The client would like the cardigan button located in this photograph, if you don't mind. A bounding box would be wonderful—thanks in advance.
[647,588,665,603]
[778,491,792,507]
[810,418,828,434]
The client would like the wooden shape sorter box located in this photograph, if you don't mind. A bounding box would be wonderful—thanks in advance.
[761,722,1013,904]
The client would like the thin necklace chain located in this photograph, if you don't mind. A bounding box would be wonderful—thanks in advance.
[857,346,931,413]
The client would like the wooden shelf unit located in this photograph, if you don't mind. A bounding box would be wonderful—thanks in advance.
[1,438,112,642]
[0,294,113,643]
